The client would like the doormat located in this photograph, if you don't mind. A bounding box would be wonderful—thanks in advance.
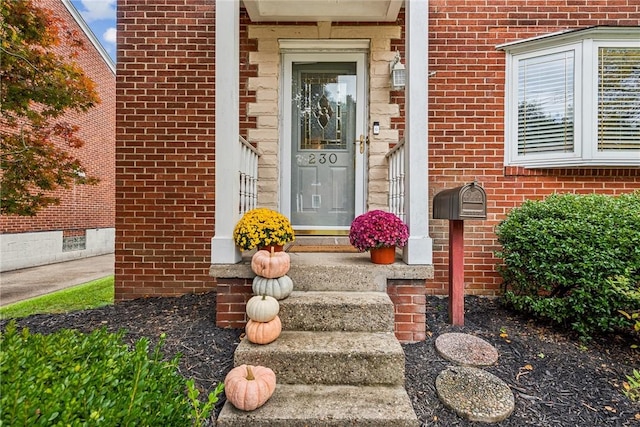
[287,245,358,253]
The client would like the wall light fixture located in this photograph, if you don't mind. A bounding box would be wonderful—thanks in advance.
[390,51,406,90]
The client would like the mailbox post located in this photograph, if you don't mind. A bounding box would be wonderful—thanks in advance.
[433,181,487,325]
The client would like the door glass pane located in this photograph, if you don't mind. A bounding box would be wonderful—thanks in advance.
[291,63,357,229]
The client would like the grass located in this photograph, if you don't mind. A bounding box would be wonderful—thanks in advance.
[0,276,114,320]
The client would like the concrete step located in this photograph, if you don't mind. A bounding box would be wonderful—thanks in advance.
[217,383,419,426]
[234,331,406,385]
[285,253,433,292]
[209,252,434,292]
[279,291,394,332]
[287,257,383,291]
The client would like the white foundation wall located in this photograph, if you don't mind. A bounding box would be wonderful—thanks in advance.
[0,228,115,272]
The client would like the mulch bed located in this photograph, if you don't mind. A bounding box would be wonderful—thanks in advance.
[2,293,638,426]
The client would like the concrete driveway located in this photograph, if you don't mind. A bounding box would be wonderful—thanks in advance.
[0,254,115,306]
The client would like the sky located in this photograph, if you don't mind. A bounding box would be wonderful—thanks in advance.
[70,0,117,63]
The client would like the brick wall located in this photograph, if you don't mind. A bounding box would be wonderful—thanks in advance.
[114,1,640,304]
[387,280,427,343]
[426,0,640,296]
[216,279,254,328]
[115,0,217,300]
[0,0,115,234]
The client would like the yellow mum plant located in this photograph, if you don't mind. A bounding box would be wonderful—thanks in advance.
[233,208,295,251]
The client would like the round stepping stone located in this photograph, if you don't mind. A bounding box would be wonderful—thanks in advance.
[435,332,499,367]
[436,366,514,423]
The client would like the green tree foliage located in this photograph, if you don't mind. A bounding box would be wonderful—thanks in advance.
[1,0,100,216]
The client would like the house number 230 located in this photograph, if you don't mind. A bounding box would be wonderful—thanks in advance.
[309,153,338,164]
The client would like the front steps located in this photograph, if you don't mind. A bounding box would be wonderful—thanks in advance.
[216,256,421,426]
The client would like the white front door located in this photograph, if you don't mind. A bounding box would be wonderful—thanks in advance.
[282,52,367,233]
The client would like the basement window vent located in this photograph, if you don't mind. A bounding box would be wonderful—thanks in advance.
[62,230,86,252]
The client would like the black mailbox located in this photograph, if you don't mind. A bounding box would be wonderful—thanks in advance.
[433,181,487,220]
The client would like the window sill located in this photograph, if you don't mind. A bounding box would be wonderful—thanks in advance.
[504,166,640,177]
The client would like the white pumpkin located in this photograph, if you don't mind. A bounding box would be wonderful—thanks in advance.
[252,275,294,300]
[245,294,279,322]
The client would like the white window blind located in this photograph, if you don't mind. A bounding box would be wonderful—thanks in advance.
[598,47,640,151]
[501,27,640,167]
[517,51,575,155]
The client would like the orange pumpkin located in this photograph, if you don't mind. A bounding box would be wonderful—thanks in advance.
[245,316,282,345]
[224,364,276,411]
[251,247,291,278]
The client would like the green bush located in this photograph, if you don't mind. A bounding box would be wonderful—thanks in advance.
[495,192,640,341]
[0,323,195,426]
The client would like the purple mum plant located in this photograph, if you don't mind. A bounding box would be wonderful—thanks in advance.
[349,210,409,252]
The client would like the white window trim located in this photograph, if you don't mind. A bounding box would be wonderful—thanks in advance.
[500,27,640,168]
[587,40,640,163]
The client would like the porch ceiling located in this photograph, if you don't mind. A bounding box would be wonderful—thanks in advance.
[243,0,402,22]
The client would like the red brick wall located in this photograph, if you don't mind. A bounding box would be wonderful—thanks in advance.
[427,0,640,296]
[216,279,253,328]
[0,0,115,234]
[115,0,216,300]
[387,280,427,343]
[115,1,640,303]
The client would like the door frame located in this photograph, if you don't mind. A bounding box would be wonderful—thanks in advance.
[281,45,369,233]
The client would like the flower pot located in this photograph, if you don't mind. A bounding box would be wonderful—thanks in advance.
[258,244,284,252]
[370,246,396,264]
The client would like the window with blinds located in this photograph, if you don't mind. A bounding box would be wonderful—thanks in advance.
[500,26,640,168]
[517,51,575,155]
[598,47,640,151]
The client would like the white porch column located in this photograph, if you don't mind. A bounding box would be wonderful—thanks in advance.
[402,0,433,264]
[212,0,242,264]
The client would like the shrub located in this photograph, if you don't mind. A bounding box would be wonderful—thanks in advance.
[0,323,203,426]
[495,192,640,341]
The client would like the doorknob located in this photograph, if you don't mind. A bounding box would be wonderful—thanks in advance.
[359,135,365,154]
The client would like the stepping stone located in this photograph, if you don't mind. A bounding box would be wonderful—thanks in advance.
[435,332,498,367]
[436,366,514,423]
